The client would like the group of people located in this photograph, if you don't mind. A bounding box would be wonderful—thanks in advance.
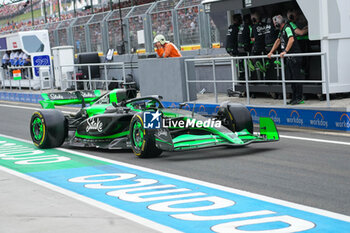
[2,50,31,68]
[226,9,309,105]
[1,50,32,79]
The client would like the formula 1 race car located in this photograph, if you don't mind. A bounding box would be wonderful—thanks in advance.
[30,89,279,158]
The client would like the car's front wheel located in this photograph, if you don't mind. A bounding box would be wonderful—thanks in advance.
[129,114,162,158]
[30,110,67,149]
[217,101,253,134]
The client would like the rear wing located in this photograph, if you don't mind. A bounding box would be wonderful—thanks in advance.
[39,90,101,109]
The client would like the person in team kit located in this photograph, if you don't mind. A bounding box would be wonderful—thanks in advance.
[287,9,310,79]
[226,14,242,57]
[238,14,253,55]
[250,12,267,83]
[268,15,304,105]
[153,34,182,58]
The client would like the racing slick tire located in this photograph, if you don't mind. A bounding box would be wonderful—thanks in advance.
[30,110,67,149]
[129,113,163,158]
[217,101,253,134]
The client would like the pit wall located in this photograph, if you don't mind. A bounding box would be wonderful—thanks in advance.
[0,91,349,132]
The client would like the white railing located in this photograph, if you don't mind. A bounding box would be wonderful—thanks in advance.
[184,52,330,106]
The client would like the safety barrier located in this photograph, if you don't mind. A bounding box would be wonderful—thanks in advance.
[0,91,348,131]
[57,62,128,91]
[184,52,330,106]
[1,64,54,91]
[0,62,130,92]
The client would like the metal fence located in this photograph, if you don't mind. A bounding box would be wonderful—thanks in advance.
[0,62,128,92]
[57,62,128,91]
[1,53,331,108]
[184,52,330,106]
[1,64,54,91]
[1,0,219,54]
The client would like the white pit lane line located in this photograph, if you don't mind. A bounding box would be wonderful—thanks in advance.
[0,103,74,114]
[280,135,350,146]
[1,103,350,147]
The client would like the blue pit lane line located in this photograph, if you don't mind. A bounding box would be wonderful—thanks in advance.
[0,134,350,232]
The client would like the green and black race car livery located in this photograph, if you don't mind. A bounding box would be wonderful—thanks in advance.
[30,89,279,158]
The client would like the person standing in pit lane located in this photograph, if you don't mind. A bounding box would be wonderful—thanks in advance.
[287,9,309,79]
[153,34,182,58]
[238,14,253,55]
[237,14,253,82]
[268,15,304,105]
[226,14,242,57]
[250,12,267,75]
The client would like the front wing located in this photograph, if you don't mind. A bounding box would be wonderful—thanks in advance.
[155,117,279,152]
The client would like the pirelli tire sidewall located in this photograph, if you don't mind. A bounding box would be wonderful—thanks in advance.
[129,113,163,158]
[30,109,67,149]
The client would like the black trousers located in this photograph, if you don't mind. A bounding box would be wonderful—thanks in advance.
[298,39,311,79]
[251,49,266,80]
[286,57,304,100]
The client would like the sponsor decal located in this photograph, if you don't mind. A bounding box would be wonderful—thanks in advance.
[170,103,177,108]
[81,91,95,98]
[286,110,303,125]
[68,173,316,232]
[86,118,103,132]
[156,129,168,137]
[49,93,64,100]
[199,105,206,112]
[335,114,350,129]
[1,135,350,232]
[0,140,70,165]
[214,105,220,113]
[268,109,281,124]
[310,112,328,128]
[33,55,50,77]
[249,108,259,122]
[67,172,317,233]
[13,42,17,48]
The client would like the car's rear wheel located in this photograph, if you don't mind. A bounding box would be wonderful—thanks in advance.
[129,114,162,158]
[30,110,67,148]
[217,101,253,134]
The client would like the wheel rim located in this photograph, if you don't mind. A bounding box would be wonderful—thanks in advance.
[32,117,44,141]
[132,121,144,149]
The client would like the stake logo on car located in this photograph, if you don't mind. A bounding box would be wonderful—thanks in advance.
[86,118,103,132]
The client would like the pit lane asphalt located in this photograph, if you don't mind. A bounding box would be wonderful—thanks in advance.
[1,102,350,219]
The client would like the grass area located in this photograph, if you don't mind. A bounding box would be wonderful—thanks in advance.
[0,8,42,27]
